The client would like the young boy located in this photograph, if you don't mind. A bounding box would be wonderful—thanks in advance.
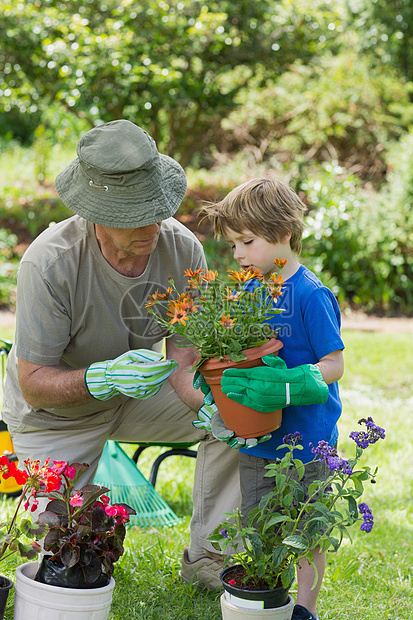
[199,178,345,620]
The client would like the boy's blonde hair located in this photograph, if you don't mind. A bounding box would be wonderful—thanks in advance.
[201,178,306,255]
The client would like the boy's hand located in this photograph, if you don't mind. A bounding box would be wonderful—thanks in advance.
[192,372,272,449]
[221,355,329,412]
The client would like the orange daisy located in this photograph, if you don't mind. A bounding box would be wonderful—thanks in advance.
[167,301,189,325]
[274,258,287,268]
[201,269,218,283]
[223,287,243,301]
[145,287,173,309]
[268,273,284,286]
[227,267,264,283]
[219,314,237,328]
[184,268,204,278]
[268,284,283,301]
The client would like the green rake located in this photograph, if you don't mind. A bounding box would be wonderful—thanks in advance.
[94,440,180,528]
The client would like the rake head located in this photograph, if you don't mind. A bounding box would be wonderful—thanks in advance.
[94,441,180,528]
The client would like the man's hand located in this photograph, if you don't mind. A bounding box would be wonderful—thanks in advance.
[221,355,329,412]
[192,372,272,449]
[85,349,178,401]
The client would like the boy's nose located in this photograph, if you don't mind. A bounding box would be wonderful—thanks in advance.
[233,247,244,261]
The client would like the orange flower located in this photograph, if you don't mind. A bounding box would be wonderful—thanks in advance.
[268,273,284,286]
[268,284,283,301]
[179,297,200,313]
[184,268,204,278]
[227,268,263,283]
[145,287,173,309]
[167,301,189,325]
[223,287,243,301]
[201,269,218,283]
[219,314,237,328]
[274,258,287,268]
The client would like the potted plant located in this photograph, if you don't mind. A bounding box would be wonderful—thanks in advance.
[146,265,285,437]
[0,454,50,619]
[207,417,385,620]
[0,455,135,620]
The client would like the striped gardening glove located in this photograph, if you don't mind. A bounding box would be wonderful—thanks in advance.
[192,371,272,449]
[85,349,178,401]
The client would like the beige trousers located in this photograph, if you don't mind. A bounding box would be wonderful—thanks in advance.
[5,380,241,559]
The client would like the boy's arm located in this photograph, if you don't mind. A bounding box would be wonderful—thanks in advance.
[220,353,342,413]
[315,349,344,385]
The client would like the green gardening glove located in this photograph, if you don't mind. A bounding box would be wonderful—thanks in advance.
[85,349,178,401]
[221,355,329,413]
[192,372,272,449]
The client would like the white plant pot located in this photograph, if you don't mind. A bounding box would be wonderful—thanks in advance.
[220,593,295,620]
[14,561,115,620]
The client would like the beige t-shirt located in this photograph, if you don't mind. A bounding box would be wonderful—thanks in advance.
[3,215,206,427]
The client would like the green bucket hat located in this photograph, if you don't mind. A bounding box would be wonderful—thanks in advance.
[55,120,187,228]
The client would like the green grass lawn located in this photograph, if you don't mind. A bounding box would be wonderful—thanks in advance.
[0,329,412,619]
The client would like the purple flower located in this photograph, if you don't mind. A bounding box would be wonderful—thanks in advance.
[358,502,374,533]
[311,441,353,474]
[350,417,385,450]
[220,529,229,538]
[283,431,303,446]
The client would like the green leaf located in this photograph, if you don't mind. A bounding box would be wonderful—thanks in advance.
[247,507,261,527]
[272,545,288,569]
[293,458,305,480]
[20,518,48,538]
[283,492,293,508]
[276,473,287,492]
[346,495,358,518]
[247,533,263,560]
[263,514,289,532]
[282,535,309,550]
[319,537,333,553]
[281,562,296,589]
[327,536,340,551]
[16,540,41,560]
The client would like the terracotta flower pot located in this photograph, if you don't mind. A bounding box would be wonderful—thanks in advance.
[199,338,284,438]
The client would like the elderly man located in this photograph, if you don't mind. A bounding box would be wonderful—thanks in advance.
[2,120,240,589]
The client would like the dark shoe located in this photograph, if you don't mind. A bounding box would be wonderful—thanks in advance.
[292,604,320,620]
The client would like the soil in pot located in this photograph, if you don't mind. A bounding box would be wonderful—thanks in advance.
[223,565,278,591]
[220,565,291,610]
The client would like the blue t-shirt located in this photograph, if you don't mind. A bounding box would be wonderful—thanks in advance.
[239,265,344,463]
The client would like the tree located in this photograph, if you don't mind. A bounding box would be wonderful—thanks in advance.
[1,0,345,165]
[349,0,413,85]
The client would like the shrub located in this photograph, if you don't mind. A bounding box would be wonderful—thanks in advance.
[0,229,19,308]
[301,160,413,315]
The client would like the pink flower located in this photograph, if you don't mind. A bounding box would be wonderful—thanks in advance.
[64,466,76,480]
[69,492,84,507]
[104,505,118,517]
[100,494,110,505]
[114,505,129,524]
[51,461,67,474]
